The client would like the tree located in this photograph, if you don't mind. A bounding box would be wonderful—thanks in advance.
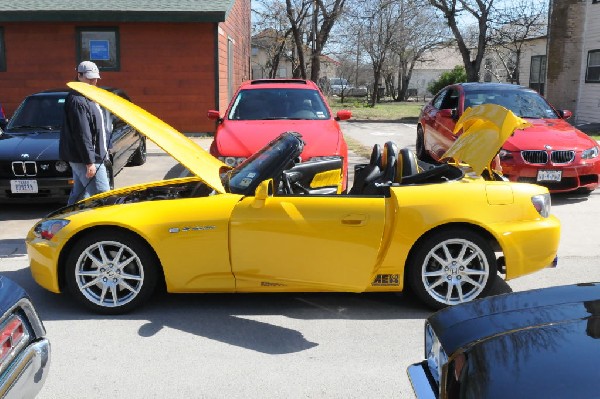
[390,0,449,101]
[354,0,401,106]
[283,0,346,81]
[487,0,548,84]
[252,0,296,78]
[428,0,495,82]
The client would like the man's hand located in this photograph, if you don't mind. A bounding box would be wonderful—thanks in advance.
[86,163,97,178]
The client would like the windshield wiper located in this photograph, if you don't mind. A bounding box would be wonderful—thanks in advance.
[9,125,57,130]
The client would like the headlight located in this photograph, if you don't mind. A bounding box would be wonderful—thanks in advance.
[218,156,246,167]
[55,160,69,172]
[424,322,447,388]
[33,219,70,240]
[582,146,599,159]
[531,193,551,218]
[498,149,512,160]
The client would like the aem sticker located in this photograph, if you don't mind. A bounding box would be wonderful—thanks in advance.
[372,274,399,286]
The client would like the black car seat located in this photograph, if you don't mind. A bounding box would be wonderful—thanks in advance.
[349,144,383,195]
[380,141,399,183]
[395,148,420,184]
[360,141,398,195]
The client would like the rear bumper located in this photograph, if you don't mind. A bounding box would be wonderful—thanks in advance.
[407,361,437,399]
[0,339,51,399]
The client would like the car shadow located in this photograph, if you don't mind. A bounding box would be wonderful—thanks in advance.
[551,190,597,206]
[3,266,435,354]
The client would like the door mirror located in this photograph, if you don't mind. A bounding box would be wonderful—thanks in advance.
[207,110,222,122]
[253,179,274,208]
[439,108,459,120]
[559,110,572,120]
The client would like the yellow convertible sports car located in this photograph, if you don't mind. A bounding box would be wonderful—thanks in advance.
[26,83,560,314]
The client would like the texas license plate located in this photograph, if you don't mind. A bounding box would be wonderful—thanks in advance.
[537,170,562,182]
[10,179,38,193]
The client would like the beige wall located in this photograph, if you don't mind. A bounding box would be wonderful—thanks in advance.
[576,0,600,124]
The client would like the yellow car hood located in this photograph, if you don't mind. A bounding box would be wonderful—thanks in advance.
[68,82,227,193]
[442,104,531,175]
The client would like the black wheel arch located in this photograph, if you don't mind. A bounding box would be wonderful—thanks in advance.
[57,225,165,293]
[403,222,501,285]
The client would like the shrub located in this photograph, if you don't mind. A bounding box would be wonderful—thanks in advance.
[427,65,467,96]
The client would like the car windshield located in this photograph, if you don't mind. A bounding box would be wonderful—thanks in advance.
[227,88,331,121]
[7,95,66,131]
[222,132,304,195]
[464,89,559,119]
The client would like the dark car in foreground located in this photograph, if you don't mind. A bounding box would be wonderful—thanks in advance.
[408,282,600,398]
[418,83,600,193]
[0,275,50,398]
[0,88,147,203]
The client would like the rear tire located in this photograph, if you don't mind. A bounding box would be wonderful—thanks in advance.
[407,228,497,309]
[128,137,147,166]
[65,230,158,314]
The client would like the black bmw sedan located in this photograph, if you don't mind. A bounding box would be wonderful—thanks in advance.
[0,88,146,203]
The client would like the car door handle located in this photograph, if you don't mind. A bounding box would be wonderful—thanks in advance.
[341,214,367,226]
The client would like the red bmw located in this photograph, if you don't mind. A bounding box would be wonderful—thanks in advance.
[208,79,351,191]
[418,82,600,193]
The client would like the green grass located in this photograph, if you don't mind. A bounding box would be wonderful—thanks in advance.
[328,97,600,141]
[328,97,424,122]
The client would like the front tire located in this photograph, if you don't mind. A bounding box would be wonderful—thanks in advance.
[65,230,159,314]
[416,125,434,163]
[407,228,497,309]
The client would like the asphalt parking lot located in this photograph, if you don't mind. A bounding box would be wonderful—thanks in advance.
[1,121,600,398]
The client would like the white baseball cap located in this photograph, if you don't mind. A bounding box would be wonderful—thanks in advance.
[77,61,101,79]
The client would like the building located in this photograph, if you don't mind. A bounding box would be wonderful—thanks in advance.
[546,0,600,124]
[0,1,251,133]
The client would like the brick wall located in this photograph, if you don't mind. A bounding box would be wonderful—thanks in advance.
[0,21,220,133]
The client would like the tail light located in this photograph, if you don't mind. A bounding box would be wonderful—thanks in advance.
[0,315,30,370]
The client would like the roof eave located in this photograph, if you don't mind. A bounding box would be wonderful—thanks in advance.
[0,11,227,23]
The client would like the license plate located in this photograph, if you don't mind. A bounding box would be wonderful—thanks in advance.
[537,170,562,182]
[10,179,38,193]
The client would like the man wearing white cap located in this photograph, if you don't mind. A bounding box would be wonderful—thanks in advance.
[59,61,110,205]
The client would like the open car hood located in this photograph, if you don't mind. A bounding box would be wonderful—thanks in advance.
[68,82,227,193]
[442,104,531,175]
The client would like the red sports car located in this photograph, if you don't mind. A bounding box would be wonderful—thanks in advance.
[418,82,600,193]
[208,79,351,191]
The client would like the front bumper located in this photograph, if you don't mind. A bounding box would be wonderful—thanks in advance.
[0,339,51,399]
[0,177,72,203]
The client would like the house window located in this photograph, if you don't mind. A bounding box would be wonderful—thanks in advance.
[277,67,287,78]
[251,47,258,56]
[0,27,5,72]
[586,50,600,83]
[77,28,119,71]
[529,55,546,95]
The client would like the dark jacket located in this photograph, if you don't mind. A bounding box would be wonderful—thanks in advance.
[59,90,106,164]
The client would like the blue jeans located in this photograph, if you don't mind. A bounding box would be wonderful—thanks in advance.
[67,162,111,205]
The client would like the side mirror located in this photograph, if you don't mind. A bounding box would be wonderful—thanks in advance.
[439,108,459,121]
[335,110,352,121]
[559,110,572,120]
[207,110,222,122]
[253,179,274,208]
